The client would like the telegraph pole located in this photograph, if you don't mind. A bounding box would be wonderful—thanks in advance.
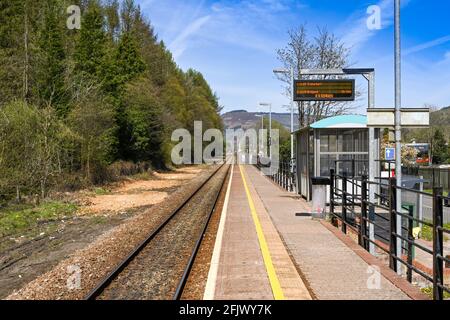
[394,0,403,274]
[290,67,295,170]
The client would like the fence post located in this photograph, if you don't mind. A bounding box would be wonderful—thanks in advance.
[342,175,348,234]
[448,170,450,194]
[352,159,356,178]
[279,163,282,186]
[432,187,444,300]
[278,163,281,185]
[275,164,278,183]
[289,159,295,192]
[389,177,398,272]
[277,163,280,184]
[433,167,436,187]
[407,205,414,283]
[330,169,335,217]
[361,175,368,250]
[285,164,288,190]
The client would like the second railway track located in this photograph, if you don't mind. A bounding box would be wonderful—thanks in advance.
[85,163,230,300]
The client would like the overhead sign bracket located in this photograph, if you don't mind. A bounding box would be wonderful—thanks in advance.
[367,108,430,128]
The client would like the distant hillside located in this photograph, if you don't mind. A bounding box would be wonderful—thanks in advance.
[403,106,450,142]
[223,107,450,143]
[430,106,450,127]
[222,110,300,131]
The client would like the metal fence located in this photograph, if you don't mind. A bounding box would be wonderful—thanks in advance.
[403,166,450,193]
[330,169,450,300]
[255,158,296,193]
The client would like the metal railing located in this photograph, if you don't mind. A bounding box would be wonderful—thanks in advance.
[330,169,450,300]
[333,159,368,178]
[255,158,296,193]
[403,166,450,193]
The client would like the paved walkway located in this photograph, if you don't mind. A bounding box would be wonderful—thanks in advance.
[243,165,411,300]
[212,166,311,300]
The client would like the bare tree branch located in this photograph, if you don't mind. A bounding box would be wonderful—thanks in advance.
[277,24,355,127]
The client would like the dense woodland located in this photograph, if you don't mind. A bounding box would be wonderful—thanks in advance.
[0,0,223,200]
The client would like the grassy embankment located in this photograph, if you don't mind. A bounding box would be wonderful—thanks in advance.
[0,202,78,239]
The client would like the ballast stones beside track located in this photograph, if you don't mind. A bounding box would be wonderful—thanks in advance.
[96,165,229,300]
[6,166,221,300]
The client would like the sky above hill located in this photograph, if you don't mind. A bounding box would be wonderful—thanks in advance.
[136,0,450,114]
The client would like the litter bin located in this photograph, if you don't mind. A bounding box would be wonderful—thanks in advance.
[311,177,330,219]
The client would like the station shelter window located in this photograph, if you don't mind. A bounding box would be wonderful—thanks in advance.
[319,129,368,177]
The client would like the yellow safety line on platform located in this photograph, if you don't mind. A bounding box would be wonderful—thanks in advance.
[239,165,285,300]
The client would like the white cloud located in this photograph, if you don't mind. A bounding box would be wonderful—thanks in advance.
[339,0,412,53]
[340,0,392,51]
[404,35,450,56]
[370,34,450,67]
[144,0,298,59]
[445,51,450,61]
[169,15,211,59]
[169,0,295,56]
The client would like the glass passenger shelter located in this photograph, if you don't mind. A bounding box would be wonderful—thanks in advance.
[295,115,370,200]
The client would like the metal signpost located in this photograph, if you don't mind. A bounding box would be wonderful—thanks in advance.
[298,68,378,254]
[394,0,403,274]
[385,148,395,161]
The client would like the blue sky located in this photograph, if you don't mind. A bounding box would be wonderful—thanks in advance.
[136,0,450,114]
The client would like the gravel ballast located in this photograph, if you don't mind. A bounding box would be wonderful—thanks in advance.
[6,166,218,300]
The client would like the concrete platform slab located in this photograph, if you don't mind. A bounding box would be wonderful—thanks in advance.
[211,165,312,300]
[243,165,417,300]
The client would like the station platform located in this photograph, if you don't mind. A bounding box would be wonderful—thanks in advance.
[204,165,427,300]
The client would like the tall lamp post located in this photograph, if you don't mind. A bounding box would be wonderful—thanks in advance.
[259,103,272,159]
[394,0,402,275]
[283,104,294,161]
[273,67,295,170]
[255,114,265,158]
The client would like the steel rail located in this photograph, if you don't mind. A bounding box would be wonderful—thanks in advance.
[172,165,231,300]
[84,163,227,300]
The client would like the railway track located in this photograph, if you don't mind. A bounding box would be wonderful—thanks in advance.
[84,163,230,300]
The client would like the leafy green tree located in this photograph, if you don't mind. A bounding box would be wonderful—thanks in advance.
[0,0,224,199]
[74,0,107,80]
[0,1,23,105]
[35,0,68,115]
[255,118,291,162]
[112,32,146,160]
[114,32,145,85]
[184,69,223,131]
[432,129,448,165]
[160,74,188,130]
[0,101,71,198]
[104,0,120,41]
[0,0,42,104]
[68,88,116,183]
[124,78,166,166]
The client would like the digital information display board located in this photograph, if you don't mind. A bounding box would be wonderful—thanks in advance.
[294,79,355,102]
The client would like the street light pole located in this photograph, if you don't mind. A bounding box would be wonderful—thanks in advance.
[394,0,402,275]
[255,114,265,156]
[259,103,272,159]
[273,67,295,170]
[282,104,294,163]
[269,103,272,154]
[290,67,295,169]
